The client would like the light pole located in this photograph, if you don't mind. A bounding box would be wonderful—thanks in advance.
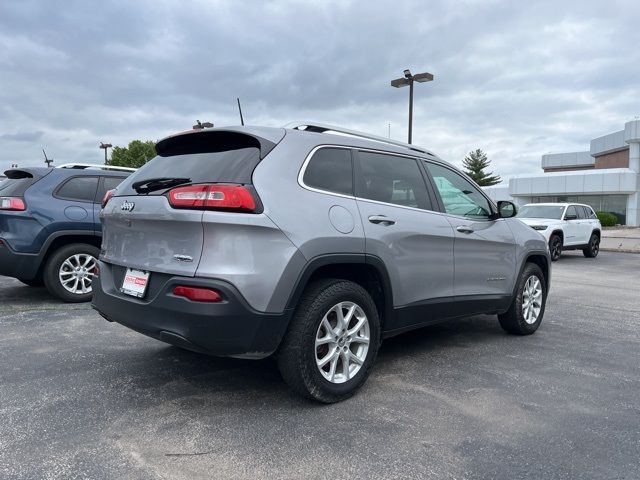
[99,142,112,164]
[390,69,433,144]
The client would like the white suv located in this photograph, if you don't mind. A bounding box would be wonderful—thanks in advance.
[516,203,601,261]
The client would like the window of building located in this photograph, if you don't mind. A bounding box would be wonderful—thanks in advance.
[424,162,492,219]
[302,148,353,195]
[355,151,430,209]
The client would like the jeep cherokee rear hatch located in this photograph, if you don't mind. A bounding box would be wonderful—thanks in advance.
[100,127,284,277]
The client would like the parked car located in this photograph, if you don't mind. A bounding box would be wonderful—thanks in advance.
[92,123,551,403]
[516,203,601,261]
[0,163,134,302]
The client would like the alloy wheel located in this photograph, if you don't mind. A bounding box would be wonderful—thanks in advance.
[591,236,599,255]
[550,237,562,260]
[59,253,97,295]
[522,275,543,325]
[315,301,370,384]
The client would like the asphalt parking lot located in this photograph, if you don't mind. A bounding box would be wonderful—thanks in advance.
[1,251,639,480]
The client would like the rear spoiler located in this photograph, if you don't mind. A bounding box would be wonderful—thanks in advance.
[3,168,51,180]
[155,129,281,160]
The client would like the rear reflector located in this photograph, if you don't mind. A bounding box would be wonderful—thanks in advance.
[168,184,256,212]
[172,286,223,303]
[0,197,26,211]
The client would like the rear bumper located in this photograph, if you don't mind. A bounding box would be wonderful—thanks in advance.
[91,261,291,358]
[0,238,41,280]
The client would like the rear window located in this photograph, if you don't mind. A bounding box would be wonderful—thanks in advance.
[0,177,38,196]
[576,206,587,219]
[117,148,262,196]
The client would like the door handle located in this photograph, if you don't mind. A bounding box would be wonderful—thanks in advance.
[368,215,396,226]
[456,225,474,234]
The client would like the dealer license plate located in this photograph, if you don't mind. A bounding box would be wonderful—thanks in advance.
[121,268,150,298]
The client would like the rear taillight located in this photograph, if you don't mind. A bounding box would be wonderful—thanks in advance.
[0,197,26,211]
[167,184,257,212]
[101,189,115,208]
[172,286,223,302]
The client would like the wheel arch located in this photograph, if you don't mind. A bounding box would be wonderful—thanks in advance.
[36,231,102,276]
[284,254,394,330]
[518,252,550,295]
[550,229,564,242]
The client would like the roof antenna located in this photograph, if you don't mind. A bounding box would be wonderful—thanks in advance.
[237,98,245,126]
[42,149,54,168]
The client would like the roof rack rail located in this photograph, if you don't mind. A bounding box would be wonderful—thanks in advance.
[56,163,137,172]
[284,121,436,156]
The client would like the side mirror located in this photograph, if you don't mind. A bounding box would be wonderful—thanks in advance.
[497,201,517,218]
[564,214,577,221]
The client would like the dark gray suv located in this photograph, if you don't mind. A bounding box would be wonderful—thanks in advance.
[92,123,551,403]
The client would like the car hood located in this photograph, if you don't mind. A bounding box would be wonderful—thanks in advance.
[517,218,560,227]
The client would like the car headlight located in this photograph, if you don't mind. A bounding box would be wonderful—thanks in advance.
[531,225,548,231]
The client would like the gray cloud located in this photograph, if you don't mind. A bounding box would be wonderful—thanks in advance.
[1,0,639,178]
[0,131,44,142]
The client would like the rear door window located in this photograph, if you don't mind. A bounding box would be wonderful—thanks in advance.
[576,206,587,219]
[55,176,99,203]
[355,151,431,209]
[302,148,353,195]
[96,176,127,203]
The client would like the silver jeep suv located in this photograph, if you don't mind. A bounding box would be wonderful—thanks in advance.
[92,123,551,403]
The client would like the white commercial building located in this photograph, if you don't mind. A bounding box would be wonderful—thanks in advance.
[485,119,640,226]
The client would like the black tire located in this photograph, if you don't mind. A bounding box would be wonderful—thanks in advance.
[277,278,381,403]
[549,234,562,261]
[582,233,600,258]
[43,243,100,303]
[18,277,44,287]
[498,263,547,335]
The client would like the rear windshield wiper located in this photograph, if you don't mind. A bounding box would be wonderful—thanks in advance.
[132,177,191,194]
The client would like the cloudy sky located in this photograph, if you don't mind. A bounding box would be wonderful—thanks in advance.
[1,0,639,179]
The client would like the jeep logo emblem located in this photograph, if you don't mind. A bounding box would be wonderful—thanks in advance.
[121,201,135,212]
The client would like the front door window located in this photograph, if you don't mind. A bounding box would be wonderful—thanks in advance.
[423,162,493,220]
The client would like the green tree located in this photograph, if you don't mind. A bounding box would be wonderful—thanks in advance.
[108,140,156,169]
[462,149,501,186]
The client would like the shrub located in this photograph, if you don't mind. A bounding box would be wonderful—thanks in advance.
[596,211,617,227]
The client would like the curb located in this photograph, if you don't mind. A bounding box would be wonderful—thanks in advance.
[600,248,640,254]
